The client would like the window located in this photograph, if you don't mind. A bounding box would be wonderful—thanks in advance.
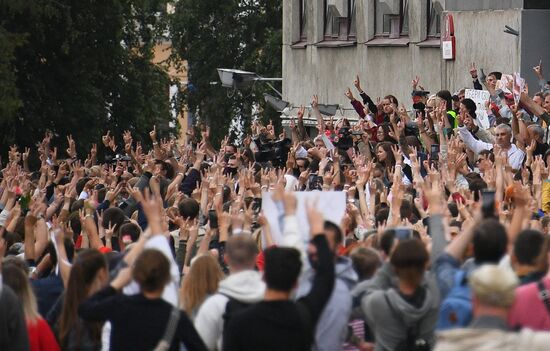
[428,0,443,37]
[375,0,409,38]
[299,0,307,40]
[323,0,356,41]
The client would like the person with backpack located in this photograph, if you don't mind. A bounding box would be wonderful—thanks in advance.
[222,202,335,351]
[193,235,265,350]
[434,265,550,351]
[432,213,508,329]
[361,239,439,351]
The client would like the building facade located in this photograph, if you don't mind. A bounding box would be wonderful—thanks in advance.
[282,0,550,120]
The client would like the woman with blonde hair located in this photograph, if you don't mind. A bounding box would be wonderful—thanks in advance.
[2,259,60,351]
[180,254,224,319]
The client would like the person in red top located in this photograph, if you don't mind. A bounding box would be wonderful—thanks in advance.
[2,259,60,351]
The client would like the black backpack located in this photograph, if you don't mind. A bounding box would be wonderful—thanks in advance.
[221,295,252,343]
[383,293,430,351]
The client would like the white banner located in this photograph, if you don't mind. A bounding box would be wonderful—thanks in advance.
[261,191,346,245]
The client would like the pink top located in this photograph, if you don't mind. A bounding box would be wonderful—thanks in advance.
[508,276,550,331]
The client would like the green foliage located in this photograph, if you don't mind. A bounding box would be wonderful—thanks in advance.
[170,0,282,146]
[0,0,175,159]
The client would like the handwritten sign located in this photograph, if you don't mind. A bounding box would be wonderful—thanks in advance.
[465,89,490,129]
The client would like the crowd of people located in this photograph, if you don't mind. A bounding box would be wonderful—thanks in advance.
[1,60,550,351]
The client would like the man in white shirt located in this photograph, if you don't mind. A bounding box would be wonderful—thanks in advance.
[458,123,525,170]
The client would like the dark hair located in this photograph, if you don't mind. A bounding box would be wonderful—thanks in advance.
[514,230,545,265]
[155,160,175,179]
[119,222,141,243]
[351,247,382,281]
[296,157,310,169]
[226,144,238,153]
[478,150,495,163]
[324,220,343,247]
[59,250,107,348]
[46,238,75,268]
[383,94,399,106]
[178,198,200,220]
[472,219,508,264]
[377,123,393,143]
[400,200,413,222]
[226,235,258,270]
[448,202,459,218]
[436,90,453,111]
[133,249,171,293]
[390,239,429,286]
[102,207,126,233]
[380,230,396,257]
[376,141,396,168]
[264,247,302,291]
[461,98,477,117]
[375,207,390,227]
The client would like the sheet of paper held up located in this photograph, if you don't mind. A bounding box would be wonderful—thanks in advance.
[261,191,346,246]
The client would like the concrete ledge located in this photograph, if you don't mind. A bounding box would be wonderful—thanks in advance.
[417,38,441,48]
[365,37,410,47]
[314,40,357,48]
[290,41,308,49]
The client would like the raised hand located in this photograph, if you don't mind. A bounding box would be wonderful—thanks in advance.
[66,135,76,158]
[533,59,543,79]
[123,130,133,145]
[311,95,319,109]
[469,62,478,78]
[345,87,355,101]
[149,125,157,142]
[412,75,420,90]
[306,198,324,236]
[354,75,362,91]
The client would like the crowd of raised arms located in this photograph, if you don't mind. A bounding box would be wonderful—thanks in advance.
[2,61,550,351]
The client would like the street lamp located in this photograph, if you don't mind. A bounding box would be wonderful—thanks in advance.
[216,68,283,97]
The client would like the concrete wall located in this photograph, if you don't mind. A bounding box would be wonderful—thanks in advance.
[442,9,522,93]
[521,10,550,91]
[283,0,441,114]
[445,0,523,11]
[283,0,540,118]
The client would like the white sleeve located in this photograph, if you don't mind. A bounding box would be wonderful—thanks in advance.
[281,215,303,250]
[123,235,180,307]
[194,295,228,351]
[0,209,10,227]
[458,125,492,154]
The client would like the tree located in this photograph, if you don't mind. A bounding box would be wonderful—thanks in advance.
[0,0,176,161]
[170,0,282,145]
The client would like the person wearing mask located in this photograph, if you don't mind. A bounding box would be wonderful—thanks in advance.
[194,235,265,350]
[361,238,440,351]
[2,259,60,351]
[457,122,525,170]
[434,265,550,351]
[223,203,335,351]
